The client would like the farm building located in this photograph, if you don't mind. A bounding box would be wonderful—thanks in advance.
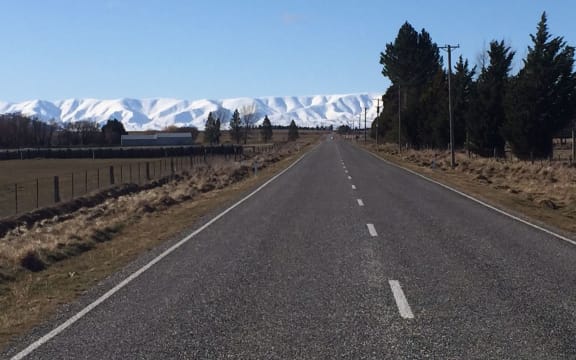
[121,133,193,146]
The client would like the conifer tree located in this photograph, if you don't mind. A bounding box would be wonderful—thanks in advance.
[452,56,477,148]
[204,112,217,144]
[214,118,221,144]
[503,12,576,159]
[287,120,299,141]
[230,109,243,144]
[379,22,443,148]
[468,40,514,157]
[260,115,273,142]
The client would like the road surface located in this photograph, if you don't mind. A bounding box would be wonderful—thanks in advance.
[6,137,576,359]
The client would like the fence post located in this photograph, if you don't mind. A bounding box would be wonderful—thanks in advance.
[129,164,133,183]
[14,183,18,214]
[71,173,74,198]
[145,162,150,181]
[36,178,39,209]
[120,165,123,183]
[53,176,61,203]
[97,168,100,188]
[109,166,115,185]
[170,158,175,177]
[85,170,88,194]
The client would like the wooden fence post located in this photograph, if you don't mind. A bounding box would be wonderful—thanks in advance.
[53,176,60,203]
[146,162,150,181]
[14,183,18,214]
[109,166,115,185]
[36,178,39,208]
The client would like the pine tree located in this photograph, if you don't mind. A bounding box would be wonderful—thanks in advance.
[468,40,514,157]
[260,115,273,142]
[287,120,299,141]
[204,112,216,144]
[503,12,576,159]
[214,118,221,144]
[452,56,477,148]
[379,22,443,148]
[229,109,243,143]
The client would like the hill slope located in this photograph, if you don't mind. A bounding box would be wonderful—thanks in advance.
[0,94,379,131]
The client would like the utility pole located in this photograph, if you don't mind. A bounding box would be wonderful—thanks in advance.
[440,44,460,168]
[358,113,361,139]
[364,107,367,143]
[572,120,576,164]
[398,84,401,152]
[373,98,381,145]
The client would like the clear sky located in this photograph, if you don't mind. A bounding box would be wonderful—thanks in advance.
[0,0,573,103]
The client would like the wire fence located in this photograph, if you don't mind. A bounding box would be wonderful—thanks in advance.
[0,143,279,219]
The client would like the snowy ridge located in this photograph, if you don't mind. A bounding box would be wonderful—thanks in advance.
[0,93,380,131]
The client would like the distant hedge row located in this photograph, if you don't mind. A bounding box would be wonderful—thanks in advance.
[0,145,244,161]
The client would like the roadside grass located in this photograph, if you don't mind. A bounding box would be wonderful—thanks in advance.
[0,136,320,350]
[361,141,576,235]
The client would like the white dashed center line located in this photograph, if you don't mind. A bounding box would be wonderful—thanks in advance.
[351,185,357,190]
[367,223,378,237]
[348,176,352,180]
[357,199,364,206]
[389,280,414,319]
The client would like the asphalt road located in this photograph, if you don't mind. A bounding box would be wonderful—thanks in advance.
[6,137,576,359]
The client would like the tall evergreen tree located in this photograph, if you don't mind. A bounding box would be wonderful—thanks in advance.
[503,12,576,159]
[452,56,477,148]
[468,40,515,157]
[287,120,299,141]
[204,112,217,144]
[379,22,443,148]
[229,109,243,143]
[260,115,273,142]
[214,118,221,144]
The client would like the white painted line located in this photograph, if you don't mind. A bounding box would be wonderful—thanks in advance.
[357,199,364,207]
[9,152,311,360]
[367,223,378,237]
[351,184,357,190]
[389,280,414,319]
[345,170,349,174]
[365,149,576,247]
[347,176,352,180]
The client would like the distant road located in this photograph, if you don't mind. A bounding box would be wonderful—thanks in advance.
[6,137,576,359]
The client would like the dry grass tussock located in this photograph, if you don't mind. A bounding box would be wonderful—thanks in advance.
[0,142,301,287]
[370,143,576,227]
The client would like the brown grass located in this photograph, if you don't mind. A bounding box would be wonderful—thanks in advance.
[0,135,319,350]
[363,142,576,234]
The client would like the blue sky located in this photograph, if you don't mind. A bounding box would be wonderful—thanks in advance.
[0,0,573,102]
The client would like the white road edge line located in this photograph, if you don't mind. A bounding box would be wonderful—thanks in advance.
[389,280,414,319]
[357,199,364,207]
[10,152,310,360]
[367,223,378,237]
[352,185,357,190]
[365,150,576,247]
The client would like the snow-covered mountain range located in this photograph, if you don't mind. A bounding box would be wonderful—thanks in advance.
[0,94,380,131]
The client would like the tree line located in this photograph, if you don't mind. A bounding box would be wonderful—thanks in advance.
[375,12,576,160]
[0,114,134,148]
[204,106,299,144]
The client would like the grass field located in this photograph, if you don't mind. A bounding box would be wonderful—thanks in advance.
[0,156,225,219]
